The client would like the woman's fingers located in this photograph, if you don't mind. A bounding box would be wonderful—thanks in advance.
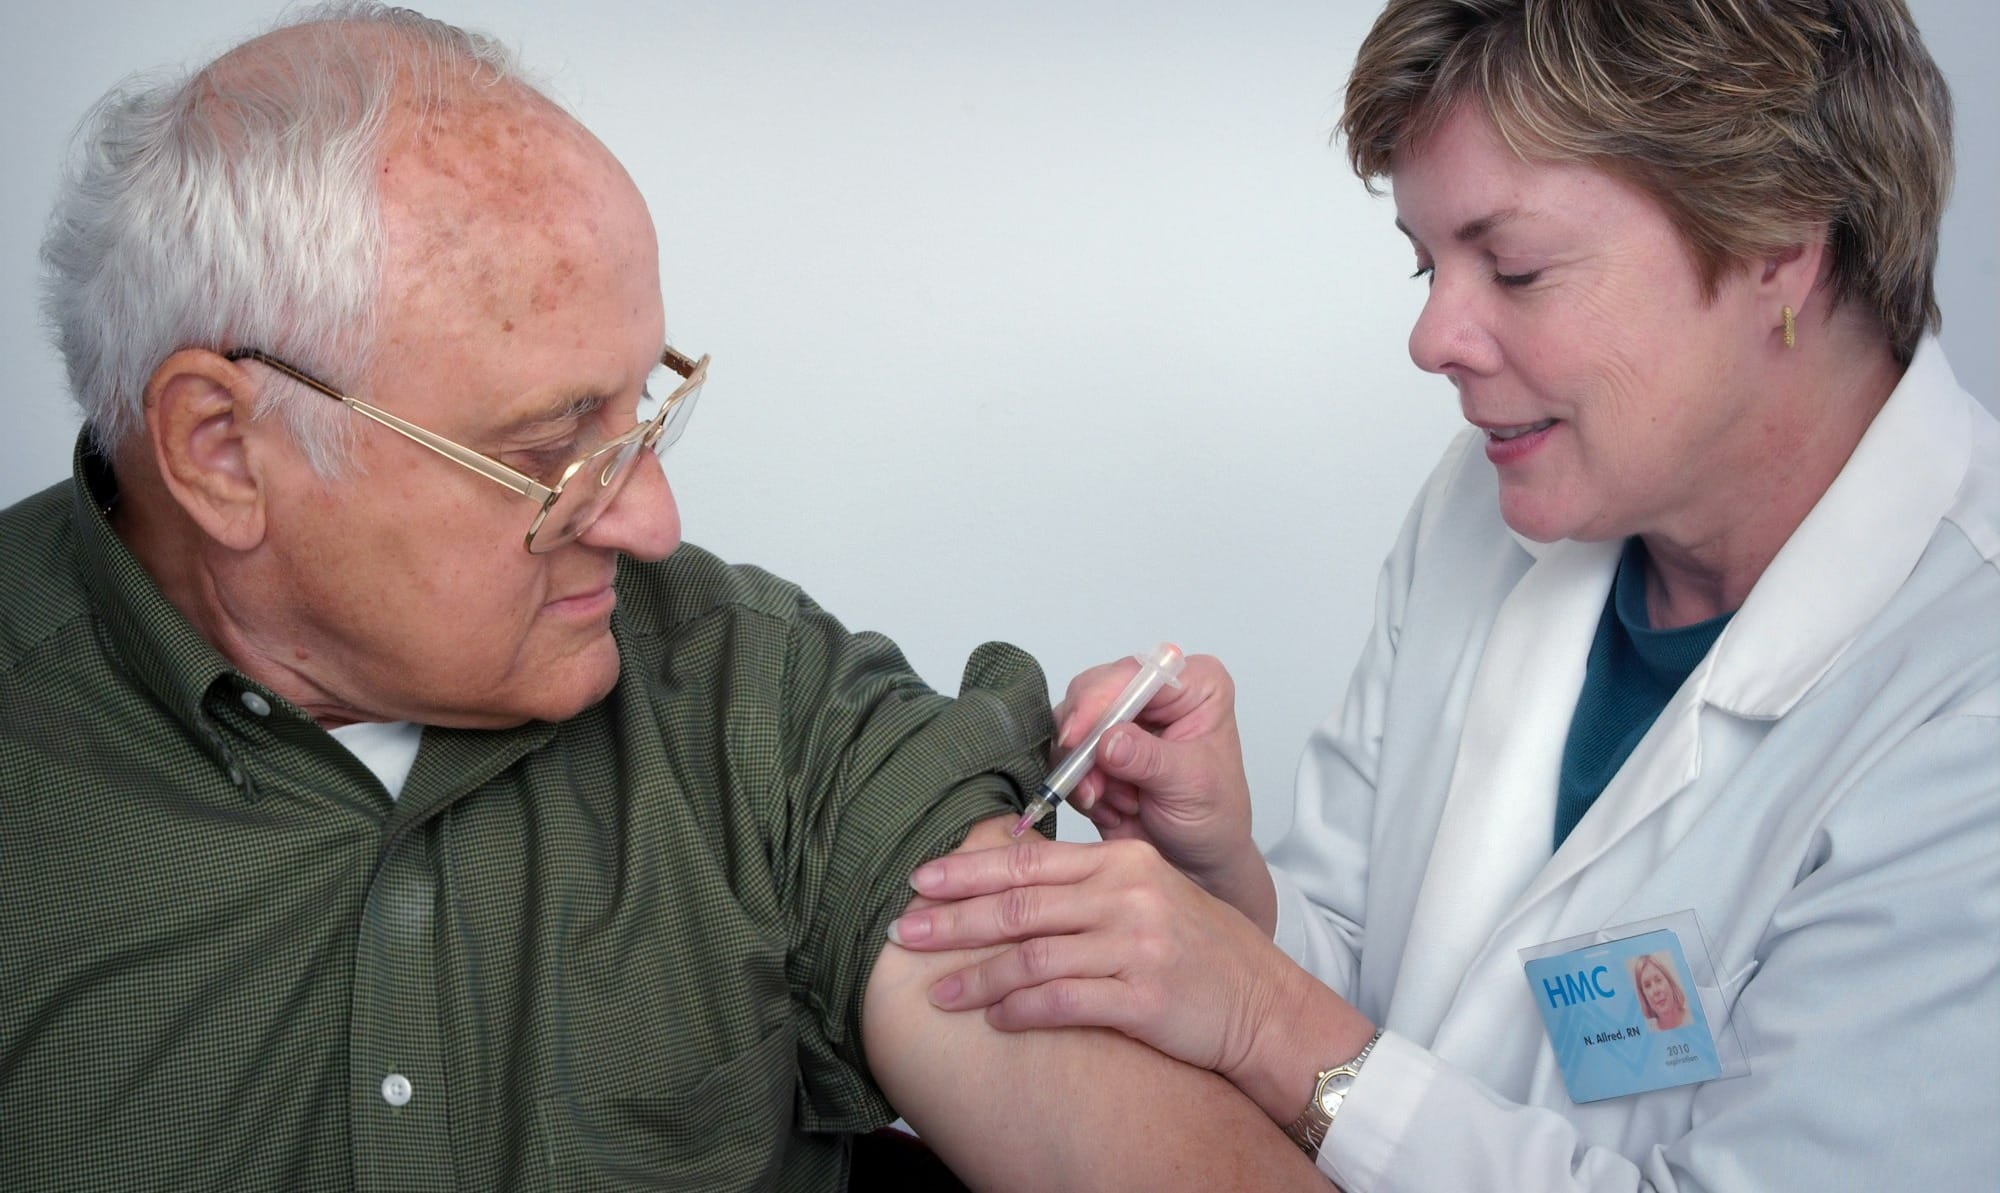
[894,839,1171,953]
[893,833,1315,1084]
[928,935,1118,1013]
[906,838,1093,901]
[988,978,1136,1034]
[1057,659,1148,740]
[891,882,1089,951]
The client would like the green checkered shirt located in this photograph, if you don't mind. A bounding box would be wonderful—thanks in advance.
[0,441,1053,1191]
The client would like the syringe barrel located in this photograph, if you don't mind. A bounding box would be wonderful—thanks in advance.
[1042,644,1185,798]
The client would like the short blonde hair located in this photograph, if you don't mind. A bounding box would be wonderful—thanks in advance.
[1340,0,1952,362]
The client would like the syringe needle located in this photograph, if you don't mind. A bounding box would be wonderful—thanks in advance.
[1011,643,1186,837]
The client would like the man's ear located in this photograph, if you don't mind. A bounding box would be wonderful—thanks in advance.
[145,349,274,551]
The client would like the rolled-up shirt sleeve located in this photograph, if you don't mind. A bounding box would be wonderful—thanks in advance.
[759,605,1054,1131]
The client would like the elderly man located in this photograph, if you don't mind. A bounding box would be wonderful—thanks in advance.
[0,5,1317,1190]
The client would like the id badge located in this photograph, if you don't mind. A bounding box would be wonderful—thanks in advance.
[1519,911,1747,1103]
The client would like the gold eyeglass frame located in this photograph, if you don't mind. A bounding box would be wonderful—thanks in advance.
[225,345,708,553]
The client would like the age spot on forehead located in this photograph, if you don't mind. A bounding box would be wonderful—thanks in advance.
[528,259,580,315]
[376,76,656,349]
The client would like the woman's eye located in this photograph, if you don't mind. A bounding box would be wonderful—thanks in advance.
[1493,270,1541,287]
[1410,264,1435,284]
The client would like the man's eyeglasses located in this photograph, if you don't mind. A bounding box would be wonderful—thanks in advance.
[225,346,707,553]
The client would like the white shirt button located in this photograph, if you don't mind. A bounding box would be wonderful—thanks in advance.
[240,691,272,717]
[381,1073,413,1107]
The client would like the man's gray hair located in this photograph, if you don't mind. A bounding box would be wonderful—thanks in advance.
[40,2,532,472]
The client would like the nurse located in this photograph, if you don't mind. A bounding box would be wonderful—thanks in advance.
[1632,955,1687,1034]
[888,0,1999,1188]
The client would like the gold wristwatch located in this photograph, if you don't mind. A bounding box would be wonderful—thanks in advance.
[1283,1029,1383,1156]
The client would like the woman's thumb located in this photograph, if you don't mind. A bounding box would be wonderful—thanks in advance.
[1097,724,1178,789]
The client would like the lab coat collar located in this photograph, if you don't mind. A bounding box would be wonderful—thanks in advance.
[1393,339,1973,1046]
[1699,337,1972,718]
[1514,338,1972,919]
[1506,526,1555,561]
[1488,336,1973,976]
[1503,337,1970,717]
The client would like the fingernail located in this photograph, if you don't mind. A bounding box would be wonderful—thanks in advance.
[1102,733,1133,767]
[889,913,930,945]
[930,974,963,1006]
[909,862,939,891]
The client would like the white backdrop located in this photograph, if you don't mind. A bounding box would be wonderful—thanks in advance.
[3,1,1993,845]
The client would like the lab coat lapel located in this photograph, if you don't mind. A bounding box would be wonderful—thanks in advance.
[1426,342,1978,1054]
[1503,339,1976,911]
[1387,536,1621,1046]
[1501,666,1705,921]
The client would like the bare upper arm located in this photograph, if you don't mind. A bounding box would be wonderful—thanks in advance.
[862,816,1324,1190]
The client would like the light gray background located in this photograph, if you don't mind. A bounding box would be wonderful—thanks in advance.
[4,2,1992,845]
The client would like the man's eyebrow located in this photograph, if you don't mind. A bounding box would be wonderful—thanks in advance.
[1394,208,1522,244]
[491,345,673,437]
[496,390,608,437]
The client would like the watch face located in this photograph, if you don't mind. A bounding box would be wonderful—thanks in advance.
[1316,1072,1356,1114]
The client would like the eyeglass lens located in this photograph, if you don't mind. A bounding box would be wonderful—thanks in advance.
[525,362,702,553]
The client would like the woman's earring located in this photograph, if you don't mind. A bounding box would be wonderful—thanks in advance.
[1782,305,1796,350]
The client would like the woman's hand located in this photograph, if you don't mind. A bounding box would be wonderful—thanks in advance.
[1057,653,1274,931]
[890,836,1375,1122]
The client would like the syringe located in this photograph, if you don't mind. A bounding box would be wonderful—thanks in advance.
[1011,643,1187,837]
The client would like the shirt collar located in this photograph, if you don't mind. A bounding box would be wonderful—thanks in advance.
[1700,335,1975,716]
[68,432,560,811]
[1500,336,1973,716]
[69,434,245,736]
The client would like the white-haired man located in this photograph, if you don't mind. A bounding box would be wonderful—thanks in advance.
[0,6,1317,1188]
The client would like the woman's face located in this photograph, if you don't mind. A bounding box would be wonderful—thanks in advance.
[1640,963,1677,1020]
[1391,105,1779,546]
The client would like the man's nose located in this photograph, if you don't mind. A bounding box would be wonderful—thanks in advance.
[578,449,680,561]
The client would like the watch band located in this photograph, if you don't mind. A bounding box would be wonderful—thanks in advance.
[1283,1029,1383,1157]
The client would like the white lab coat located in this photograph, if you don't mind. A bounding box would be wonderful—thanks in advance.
[1266,337,2000,1192]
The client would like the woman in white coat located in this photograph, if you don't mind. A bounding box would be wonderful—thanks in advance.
[887,0,1998,1188]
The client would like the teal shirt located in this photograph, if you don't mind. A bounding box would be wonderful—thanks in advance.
[1555,539,1732,847]
[0,441,1054,1191]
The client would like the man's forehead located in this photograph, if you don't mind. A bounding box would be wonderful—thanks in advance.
[378,180,651,364]
[376,326,638,401]
[340,38,663,433]
[382,98,611,226]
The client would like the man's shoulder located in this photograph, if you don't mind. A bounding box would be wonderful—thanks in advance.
[0,479,88,675]
[612,543,817,639]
